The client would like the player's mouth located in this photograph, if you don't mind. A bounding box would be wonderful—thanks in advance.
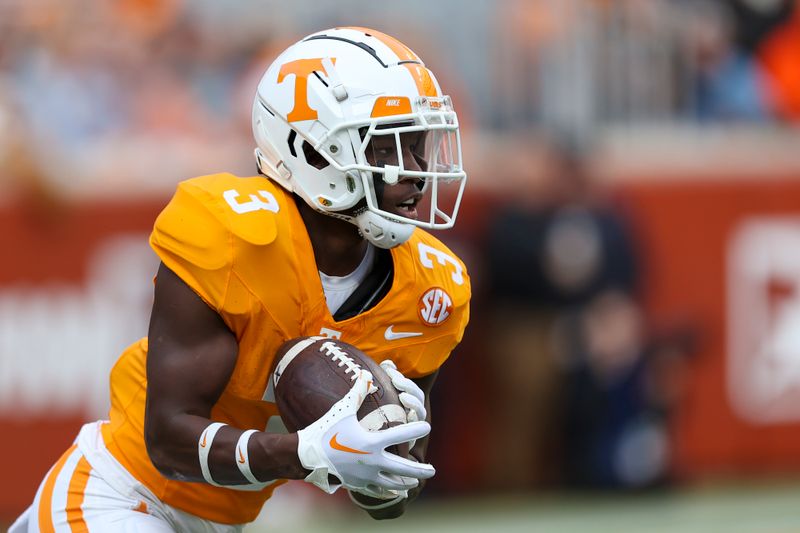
[394,194,422,220]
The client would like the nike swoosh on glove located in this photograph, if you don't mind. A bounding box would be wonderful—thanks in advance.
[296,369,435,496]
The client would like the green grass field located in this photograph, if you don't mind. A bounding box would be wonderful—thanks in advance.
[5,480,797,531]
[246,481,800,533]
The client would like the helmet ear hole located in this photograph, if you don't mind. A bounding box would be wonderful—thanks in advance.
[287,130,298,157]
[302,140,330,170]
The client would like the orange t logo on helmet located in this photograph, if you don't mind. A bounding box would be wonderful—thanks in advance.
[277,58,335,122]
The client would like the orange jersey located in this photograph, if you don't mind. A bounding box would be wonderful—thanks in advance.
[102,173,471,524]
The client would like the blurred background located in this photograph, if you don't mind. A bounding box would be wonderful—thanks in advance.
[3,0,800,531]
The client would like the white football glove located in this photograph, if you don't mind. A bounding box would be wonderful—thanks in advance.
[296,369,435,497]
[380,360,427,423]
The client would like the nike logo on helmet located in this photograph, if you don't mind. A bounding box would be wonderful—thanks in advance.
[384,325,423,341]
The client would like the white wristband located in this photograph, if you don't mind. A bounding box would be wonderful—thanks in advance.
[348,490,406,510]
[234,429,261,484]
[198,422,227,486]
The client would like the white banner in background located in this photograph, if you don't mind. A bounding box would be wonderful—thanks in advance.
[727,218,800,424]
[0,235,156,418]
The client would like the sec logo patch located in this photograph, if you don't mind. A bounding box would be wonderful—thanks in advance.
[418,287,453,326]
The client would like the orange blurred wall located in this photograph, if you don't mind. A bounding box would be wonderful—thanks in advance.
[623,175,800,477]
[0,199,163,518]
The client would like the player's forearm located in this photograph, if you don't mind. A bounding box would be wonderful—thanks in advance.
[405,396,433,502]
[145,413,306,484]
[146,413,221,481]
[250,431,308,480]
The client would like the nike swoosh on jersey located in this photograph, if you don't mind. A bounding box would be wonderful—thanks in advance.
[384,325,423,341]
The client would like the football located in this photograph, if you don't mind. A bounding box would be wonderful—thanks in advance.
[272,336,407,438]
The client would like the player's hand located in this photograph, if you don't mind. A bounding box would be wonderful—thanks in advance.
[296,369,435,496]
[380,360,427,456]
[380,360,426,422]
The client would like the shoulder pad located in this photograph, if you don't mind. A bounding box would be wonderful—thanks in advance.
[179,173,283,246]
[406,230,471,298]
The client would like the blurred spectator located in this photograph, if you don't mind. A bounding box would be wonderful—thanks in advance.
[682,0,770,122]
[487,145,638,307]
[483,133,635,491]
[557,291,679,489]
[484,132,688,491]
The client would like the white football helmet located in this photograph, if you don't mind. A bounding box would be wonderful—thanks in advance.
[252,27,466,248]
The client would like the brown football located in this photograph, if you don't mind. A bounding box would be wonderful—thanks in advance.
[272,336,407,441]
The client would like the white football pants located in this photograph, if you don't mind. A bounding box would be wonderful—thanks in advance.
[9,421,243,533]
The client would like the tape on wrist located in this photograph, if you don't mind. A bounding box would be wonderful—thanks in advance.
[198,422,227,486]
[234,429,261,484]
[347,490,405,510]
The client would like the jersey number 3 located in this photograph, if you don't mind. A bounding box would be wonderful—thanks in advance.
[418,243,464,285]
[224,189,279,214]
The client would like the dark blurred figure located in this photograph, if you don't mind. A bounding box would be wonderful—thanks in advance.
[683,0,771,122]
[488,140,637,308]
[485,133,687,491]
[726,0,796,52]
[556,291,683,489]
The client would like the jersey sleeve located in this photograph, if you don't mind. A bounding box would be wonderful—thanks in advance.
[149,179,233,313]
[389,233,472,378]
[150,174,282,327]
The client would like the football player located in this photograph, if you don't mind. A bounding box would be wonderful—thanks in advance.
[12,26,470,532]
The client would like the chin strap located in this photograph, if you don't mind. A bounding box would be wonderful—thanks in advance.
[354,210,415,249]
[349,168,414,249]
